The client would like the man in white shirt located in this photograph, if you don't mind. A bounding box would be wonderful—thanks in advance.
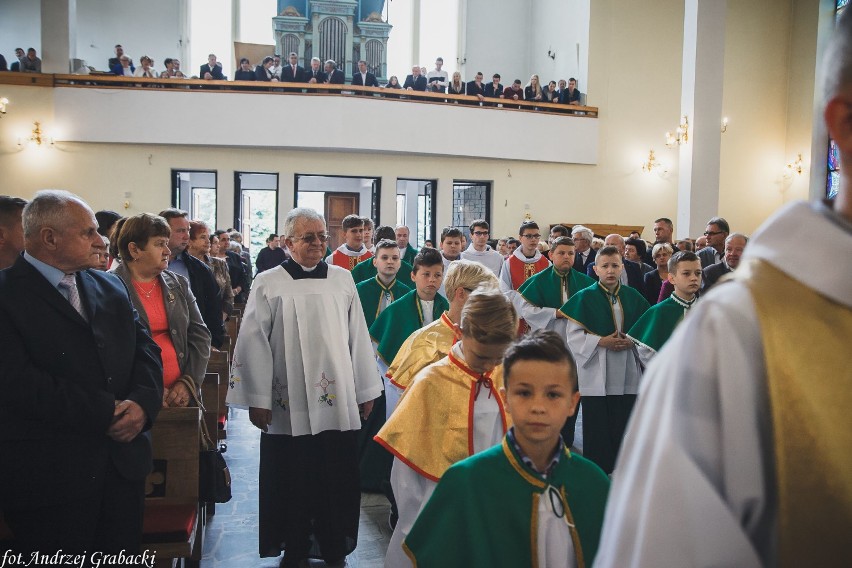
[426,57,449,93]
[460,219,503,276]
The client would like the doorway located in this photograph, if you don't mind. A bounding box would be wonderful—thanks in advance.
[452,180,492,242]
[396,179,437,248]
[171,170,217,229]
[234,172,279,267]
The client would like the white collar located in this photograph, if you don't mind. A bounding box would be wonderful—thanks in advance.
[743,200,852,307]
[512,247,543,264]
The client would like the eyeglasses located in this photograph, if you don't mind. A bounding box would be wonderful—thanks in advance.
[704,230,724,237]
[291,233,330,243]
[472,231,490,236]
[521,234,541,239]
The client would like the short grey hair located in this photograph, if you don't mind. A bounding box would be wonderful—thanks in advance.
[652,242,674,258]
[604,233,625,247]
[282,207,324,238]
[324,60,337,69]
[571,225,593,241]
[725,232,749,246]
[311,57,321,64]
[23,190,91,239]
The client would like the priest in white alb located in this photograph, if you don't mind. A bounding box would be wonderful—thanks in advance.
[227,208,382,568]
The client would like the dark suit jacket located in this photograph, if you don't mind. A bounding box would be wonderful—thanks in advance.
[305,68,327,84]
[573,248,596,274]
[0,257,163,510]
[255,65,273,81]
[643,269,665,305]
[281,65,306,83]
[352,71,379,87]
[586,257,644,293]
[325,69,345,84]
[403,74,427,91]
[698,246,722,269]
[484,83,504,98]
[200,63,225,80]
[180,250,225,349]
[466,81,485,97]
[702,261,732,292]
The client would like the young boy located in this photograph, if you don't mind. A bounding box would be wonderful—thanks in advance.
[385,260,499,416]
[355,239,411,329]
[514,236,596,331]
[627,250,701,367]
[437,227,464,297]
[362,248,448,492]
[404,330,610,568]
[351,225,413,284]
[375,287,518,568]
[499,221,552,293]
[558,245,649,473]
[325,214,372,270]
[362,216,375,252]
[460,219,504,276]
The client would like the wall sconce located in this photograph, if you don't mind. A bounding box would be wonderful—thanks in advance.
[641,149,665,173]
[784,153,804,178]
[17,121,54,148]
[0,97,8,117]
[721,117,728,133]
[665,115,689,148]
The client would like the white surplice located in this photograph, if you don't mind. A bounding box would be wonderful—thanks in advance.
[227,264,383,435]
[595,201,852,568]
[460,243,504,276]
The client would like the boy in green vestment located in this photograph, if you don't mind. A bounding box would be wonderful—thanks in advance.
[628,251,701,367]
[361,248,447,494]
[516,236,596,331]
[558,246,649,474]
[404,330,610,568]
[352,225,415,284]
[355,240,411,329]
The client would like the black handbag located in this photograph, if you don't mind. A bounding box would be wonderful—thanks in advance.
[177,376,232,503]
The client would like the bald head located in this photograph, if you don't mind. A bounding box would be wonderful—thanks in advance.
[604,234,626,255]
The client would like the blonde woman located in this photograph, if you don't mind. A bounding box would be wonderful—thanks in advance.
[524,74,543,102]
[447,71,466,98]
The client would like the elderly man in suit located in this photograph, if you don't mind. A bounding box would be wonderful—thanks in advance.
[702,232,748,293]
[572,225,597,274]
[324,60,345,84]
[698,216,731,268]
[305,57,326,84]
[200,53,225,80]
[403,65,427,91]
[0,190,163,555]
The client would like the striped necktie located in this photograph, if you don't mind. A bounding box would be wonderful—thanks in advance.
[59,273,87,321]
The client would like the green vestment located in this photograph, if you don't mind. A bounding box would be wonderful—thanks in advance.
[355,276,412,329]
[404,437,610,568]
[351,257,414,286]
[369,289,449,365]
[627,293,695,352]
[402,244,418,265]
[519,266,596,308]
[558,282,650,335]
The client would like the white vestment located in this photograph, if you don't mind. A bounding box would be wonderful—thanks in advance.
[227,264,383,435]
[325,243,369,264]
[595,201,852,568]
[460,244,504,276]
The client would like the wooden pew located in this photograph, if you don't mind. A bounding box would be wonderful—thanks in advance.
[225,315,240,361]
[200,371,221,518]
[142,406,203,567]
[206,350,230,440]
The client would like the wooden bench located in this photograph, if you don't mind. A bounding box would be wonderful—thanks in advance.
[225,314,241,360]
[142,406,203,568]
[206,350,230,441]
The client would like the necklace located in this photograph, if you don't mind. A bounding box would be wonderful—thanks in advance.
[133,278,159,299]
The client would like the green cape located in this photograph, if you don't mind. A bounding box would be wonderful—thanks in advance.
[350,256,414,285]
[402,244,419,265]
[558,282,650,336]
[627,293,694,352]
[404,437,610,568]
[355,276,412,329]
[369,289,449,365]
[519,266,596,308]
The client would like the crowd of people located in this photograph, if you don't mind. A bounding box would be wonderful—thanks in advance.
[0,11,848,567]
[2,44,586,107]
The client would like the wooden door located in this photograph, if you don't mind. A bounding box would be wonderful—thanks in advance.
[325,193,359,251]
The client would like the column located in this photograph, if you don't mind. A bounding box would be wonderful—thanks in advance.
[40,0,76,73]
[676,0,726,238]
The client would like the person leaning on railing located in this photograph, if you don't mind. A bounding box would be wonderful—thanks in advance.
[113,213,211,406]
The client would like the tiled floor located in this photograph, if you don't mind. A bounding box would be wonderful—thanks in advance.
[202,409,392,567]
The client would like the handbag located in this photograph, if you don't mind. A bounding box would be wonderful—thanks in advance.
[176,376,232,503]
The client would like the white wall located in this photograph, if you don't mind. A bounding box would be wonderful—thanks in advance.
[464,0,529,83]
[0,0,41,59]
[528,0,590,88]
[75,0,184,72]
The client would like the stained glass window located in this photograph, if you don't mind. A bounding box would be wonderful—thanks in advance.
[827,0,846,197]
